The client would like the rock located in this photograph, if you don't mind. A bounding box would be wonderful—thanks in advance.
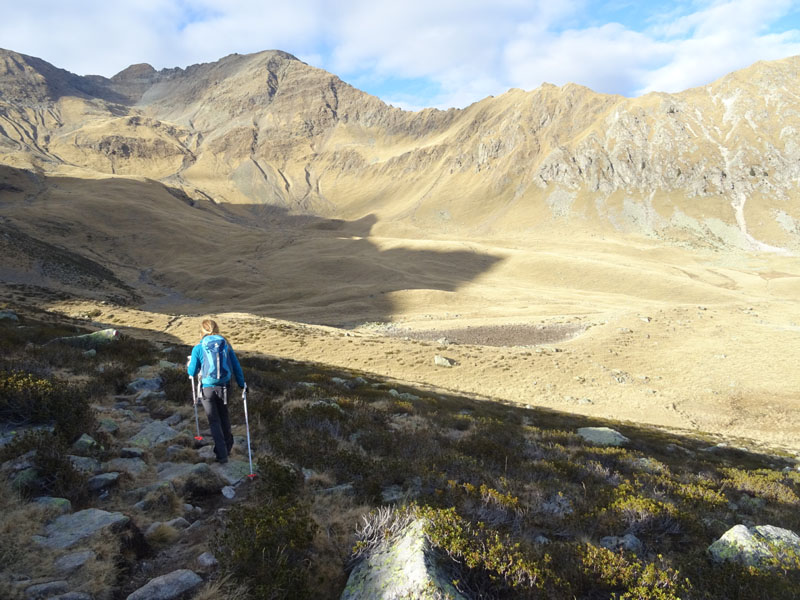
[210,459,253,485]
[600,534,643,554]
[24,580,69,599]
[68,455,102,474]
[125,480,174,503]
[10,467,40,490]
[534,535,551,544]
[221,486,236,499]
[129,421,180,448]
[0,309,19,321]
[33,508,130,549]
[157,461,224,495]
[49,329,119,349]
[127,377,163,394]
[49,594,92,600]
[33,496,72,515]
[197,445,216,460]
[136,390,166,403]
[166,445,186,459]
[120,447,146,459]
[167,517,191,530]
[82,349,97,358]
[577,427,630,446]
[388,389,420,402]
[87,472,120,492]
[737,494,767,513]
[163,413,182,426]
[342,519,466,600]
[159,360,180,370]
[98,418,119,434]
[72,434,100,453]
[197,551,218,571]
[105,457,148,477]
[126,569,203,600]
[381,485,405,503]
[434,354,456,367]
[54,550,96,575]
[0,425,53,449]
[708,524,800,567]
[2,449,37,474]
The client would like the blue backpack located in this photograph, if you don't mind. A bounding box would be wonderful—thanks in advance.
[201,335,231,383]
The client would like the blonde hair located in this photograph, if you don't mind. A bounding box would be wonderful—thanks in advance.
[200,319,220,337]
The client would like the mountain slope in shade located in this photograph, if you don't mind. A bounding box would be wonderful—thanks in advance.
[1,49,799,253]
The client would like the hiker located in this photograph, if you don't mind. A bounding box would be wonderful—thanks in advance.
[186,319,246,464]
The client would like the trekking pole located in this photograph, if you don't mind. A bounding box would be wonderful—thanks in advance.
[243,385,255,479]
[189,367,203,442]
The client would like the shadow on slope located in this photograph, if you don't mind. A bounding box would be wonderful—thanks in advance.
[0,165,502,326]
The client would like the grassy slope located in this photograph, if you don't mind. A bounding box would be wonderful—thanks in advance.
[0,307,799,599]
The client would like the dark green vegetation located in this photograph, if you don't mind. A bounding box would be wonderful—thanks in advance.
[1,308,799,599]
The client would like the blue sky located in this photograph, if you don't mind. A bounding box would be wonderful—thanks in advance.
[3,1,799,109]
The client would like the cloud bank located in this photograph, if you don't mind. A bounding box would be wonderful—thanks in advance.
[2,0,799,109]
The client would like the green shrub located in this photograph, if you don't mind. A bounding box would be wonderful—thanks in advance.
[578,544,689,599]
[0,370,95,443]
[417,505,563,597]
[216,497,317,599]
[5,431,89,505]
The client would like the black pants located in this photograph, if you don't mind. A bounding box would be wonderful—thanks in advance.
[201,385,233,461]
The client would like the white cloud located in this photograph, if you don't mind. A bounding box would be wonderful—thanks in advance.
[0,0,798,107]
[638,0,800,94]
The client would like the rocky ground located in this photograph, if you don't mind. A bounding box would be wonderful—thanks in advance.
[2,308,800,599]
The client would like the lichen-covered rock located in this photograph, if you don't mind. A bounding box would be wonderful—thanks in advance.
[68,455,102,474]
[434,354,456,367]
[33,496,72,515]
[210,459,252,485]
[127,376,163,394]
[105,457,148,477]
[87,472,120,491]
[708,524,800,567]
[125,569,203,600]
[129,421,179,448]
[24,580,69,599]
[577,427,629,446]
[342,519,466,600]
[33,508,130,549]
[49,328,119,349]
[54,550,96,575]
[72,434,100,453]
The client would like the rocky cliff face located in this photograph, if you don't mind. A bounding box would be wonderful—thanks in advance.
[1,48,799,251]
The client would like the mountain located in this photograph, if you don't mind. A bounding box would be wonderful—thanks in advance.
[1,48,799,251]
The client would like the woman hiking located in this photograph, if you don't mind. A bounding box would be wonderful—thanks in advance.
[186,319,246,464]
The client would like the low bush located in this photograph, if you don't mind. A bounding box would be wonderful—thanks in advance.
[216,497,317,600]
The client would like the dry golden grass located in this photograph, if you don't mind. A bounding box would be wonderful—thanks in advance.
[194,575,251,600]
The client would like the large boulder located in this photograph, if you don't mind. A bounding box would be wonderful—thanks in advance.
[126,569,203,600]
[342,519,466,600]
[49,329,120,350]
[33,508,129,549]
[708,524,800,568]
[577,427,629,446]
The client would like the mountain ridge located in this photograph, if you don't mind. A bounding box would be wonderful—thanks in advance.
[1,48,799,254]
